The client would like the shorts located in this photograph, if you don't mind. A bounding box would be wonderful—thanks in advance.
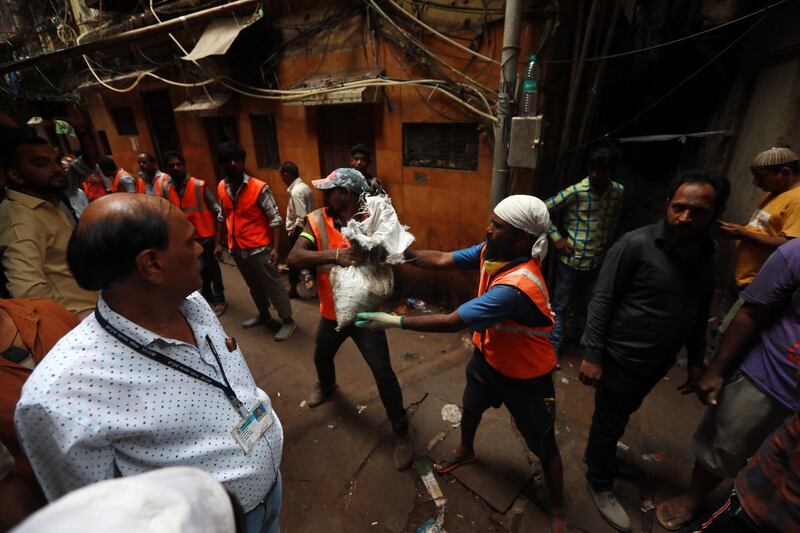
[463,349,558,460]
[693,371,792,478]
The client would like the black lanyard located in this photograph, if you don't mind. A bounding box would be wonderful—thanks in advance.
[94,307,244,412]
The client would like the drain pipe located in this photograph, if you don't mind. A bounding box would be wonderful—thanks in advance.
[489,0,524,209]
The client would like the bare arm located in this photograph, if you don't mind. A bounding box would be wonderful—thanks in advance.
[718,221,791,249]
[695,302,770,405]
[286,221,362,268]
[400,312,466,332]
[404,249,457,269]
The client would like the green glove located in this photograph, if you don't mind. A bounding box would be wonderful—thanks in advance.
[355,312,404,330]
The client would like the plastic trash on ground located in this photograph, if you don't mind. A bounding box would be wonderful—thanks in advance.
[331,195,415,329]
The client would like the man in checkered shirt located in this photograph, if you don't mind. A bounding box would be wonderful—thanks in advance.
[545,145,624,359]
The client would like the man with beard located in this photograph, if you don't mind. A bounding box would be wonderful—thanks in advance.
[159,150,227,316]
[0,137,96,315]
[354,195,566,533]
[578,174,730,532]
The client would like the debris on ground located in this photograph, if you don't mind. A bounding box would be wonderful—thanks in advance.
[356,405,367,414]
[299,400,307,408]
[560,377,570,385]
[427,431,447,452]
[616,441,630,452]
[641,499,655,512]
[418,466,446,533]
[642,452,663,462]
[404,352,420,361]
[441,404,462,427]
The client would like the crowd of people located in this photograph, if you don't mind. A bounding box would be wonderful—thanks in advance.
[0,131,797,533]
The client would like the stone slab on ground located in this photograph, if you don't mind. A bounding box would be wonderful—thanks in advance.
[430,405,534,513]
[348,442,416,532]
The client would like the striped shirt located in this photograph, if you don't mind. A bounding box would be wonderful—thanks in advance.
[545,177,624,270]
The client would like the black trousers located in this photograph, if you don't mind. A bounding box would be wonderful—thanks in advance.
[314,317,408,436]
[585,355,666,491]
[199,238,225,303]
[682,491,762,532]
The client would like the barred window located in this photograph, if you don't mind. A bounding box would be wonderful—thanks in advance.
[403,123,479,171]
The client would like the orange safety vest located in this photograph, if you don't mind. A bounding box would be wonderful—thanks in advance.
[306,208,350,321]
[217,177,273,250]
[81,173,107,202]
[82,169,144,201]
[158,175,217,239]
[112,169,145,194]
[471,245,557,379]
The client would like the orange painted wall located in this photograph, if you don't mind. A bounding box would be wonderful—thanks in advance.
[82,14,541,305]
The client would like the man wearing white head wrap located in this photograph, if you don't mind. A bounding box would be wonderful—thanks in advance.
[354,195,566,533]
[493,195,551,261]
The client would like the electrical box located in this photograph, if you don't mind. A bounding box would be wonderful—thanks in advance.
[508,115,543,169]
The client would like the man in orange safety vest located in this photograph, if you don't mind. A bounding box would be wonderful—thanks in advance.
[356,195,566,533]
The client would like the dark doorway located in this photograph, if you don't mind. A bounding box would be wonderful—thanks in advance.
[204,117,239,181]
[141,90,182,164]
[317,104,376,178]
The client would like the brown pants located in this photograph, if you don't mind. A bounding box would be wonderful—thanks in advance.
[232,248,293,321]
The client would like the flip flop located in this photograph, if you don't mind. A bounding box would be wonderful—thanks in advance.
[434,452,478,474]
[655,500,694,531]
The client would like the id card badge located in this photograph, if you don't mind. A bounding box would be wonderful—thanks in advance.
[232,401,274,455]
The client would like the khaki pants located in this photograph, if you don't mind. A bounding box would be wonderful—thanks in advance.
[232,248,293,321]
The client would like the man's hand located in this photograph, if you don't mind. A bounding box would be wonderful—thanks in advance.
[678,364,704,396]
[355,312,403,330]
[694,368,725,405]
[718,221,746,239]
[553,238,573,255]
[268,247,280,265]
[214,243,226,262]
[579,360,603,387]
[337,246,366,267]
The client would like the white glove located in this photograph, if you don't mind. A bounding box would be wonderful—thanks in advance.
[354,312,404,330]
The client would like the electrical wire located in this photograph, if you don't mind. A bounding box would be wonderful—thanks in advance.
[544,0,788,64]
[365,0,497,95]
[382,0,498,64]
[563,13,768,155]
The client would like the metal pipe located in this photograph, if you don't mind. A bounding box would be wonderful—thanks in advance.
[489,0,524,209]
[0,0,259,75]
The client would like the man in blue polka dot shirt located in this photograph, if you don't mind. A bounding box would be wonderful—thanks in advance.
[15,194,283,533]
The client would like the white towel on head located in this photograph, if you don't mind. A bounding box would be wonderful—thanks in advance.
[493,195,550,261]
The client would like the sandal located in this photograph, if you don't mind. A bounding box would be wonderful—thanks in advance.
[656,499,696,531]
[434,452,478,474]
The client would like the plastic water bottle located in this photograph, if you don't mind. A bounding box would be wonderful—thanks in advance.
[520,54,539,116]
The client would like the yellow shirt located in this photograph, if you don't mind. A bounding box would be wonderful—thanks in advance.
[0,190,97,314]
[735,187,800,287]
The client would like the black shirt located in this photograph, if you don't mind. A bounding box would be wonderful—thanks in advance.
[581,221,715,375]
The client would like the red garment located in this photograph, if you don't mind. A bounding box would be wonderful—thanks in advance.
[217,178,273,250]
[471,245,556,379]
[306,208,350,321]
[157,176,216,239]
[0,299,78,491]
[735,409,800,532]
